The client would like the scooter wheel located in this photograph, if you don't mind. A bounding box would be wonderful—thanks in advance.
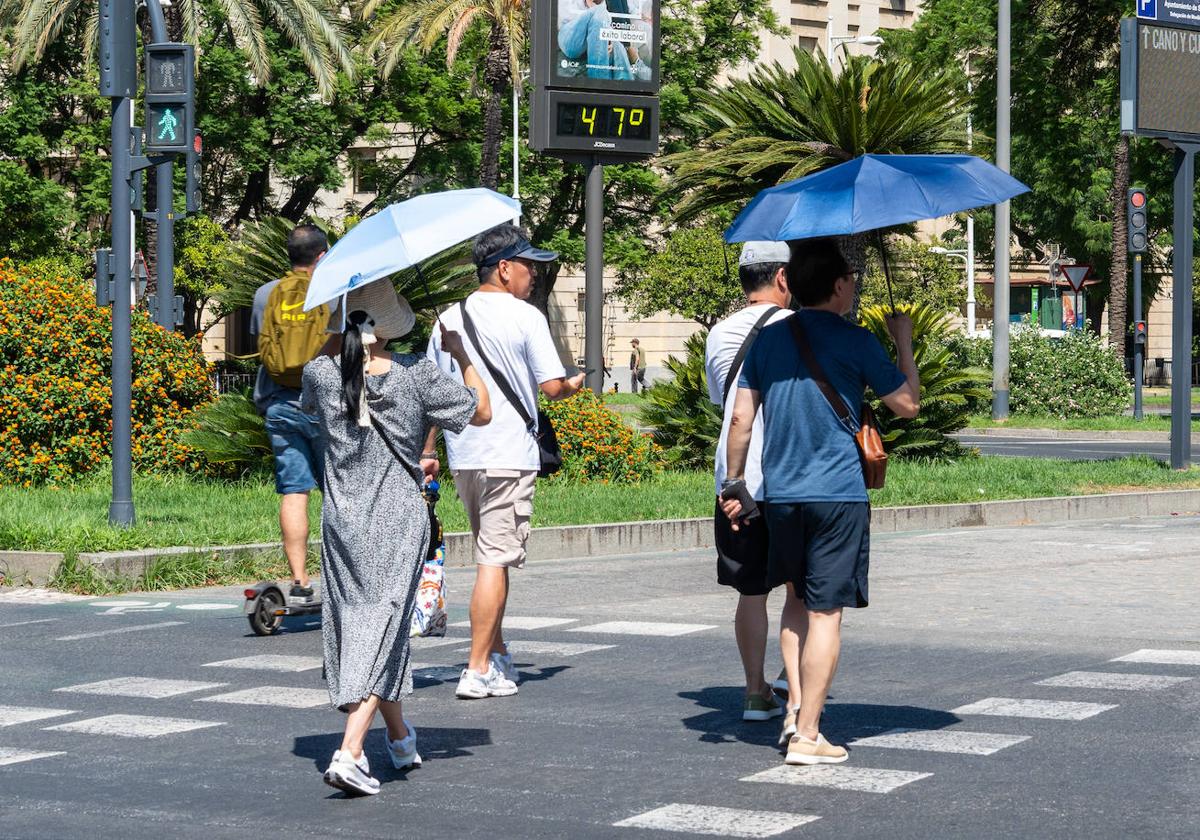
[248,588,284,636]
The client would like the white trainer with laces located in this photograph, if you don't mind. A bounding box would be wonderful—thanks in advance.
[323,749,380,796]
[491,650,519,684]
[386,720,422,770]
[456,662,519,699]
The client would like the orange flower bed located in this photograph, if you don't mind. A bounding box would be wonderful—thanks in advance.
[539,389,662,483]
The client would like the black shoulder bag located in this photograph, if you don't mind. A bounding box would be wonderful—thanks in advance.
[368,414,442,563]
[722,306,781,408]
[458,301,562,478]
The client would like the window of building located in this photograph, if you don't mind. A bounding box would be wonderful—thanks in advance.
[798,35,820,52]
[352,149,380,194]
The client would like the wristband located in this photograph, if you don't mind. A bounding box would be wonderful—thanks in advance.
[420,451,438,459]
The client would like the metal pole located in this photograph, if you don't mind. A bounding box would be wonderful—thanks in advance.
[145,0,176,331]
[1133,252,1144,421]
[991,0,1011,421]
[512,81,521,225]
[1170,146,1195,469]
[966,57,976,335]
[585,157,604,395]
[110,95,135,526]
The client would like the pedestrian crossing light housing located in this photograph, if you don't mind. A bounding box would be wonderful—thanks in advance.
[1135,320,1148,345]
[144,43,194,155]
[1127,187,1149,254]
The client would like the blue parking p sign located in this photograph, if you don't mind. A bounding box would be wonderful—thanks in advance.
[1138,0,1157,19]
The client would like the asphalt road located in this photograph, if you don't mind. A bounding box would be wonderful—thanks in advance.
[955,433,1173,461]
[2,515,1199,839]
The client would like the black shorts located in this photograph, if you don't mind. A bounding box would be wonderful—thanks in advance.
[765,502,870,610]
[714,498,772,596]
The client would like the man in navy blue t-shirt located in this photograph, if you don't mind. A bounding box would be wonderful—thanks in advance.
[721,238,920,767]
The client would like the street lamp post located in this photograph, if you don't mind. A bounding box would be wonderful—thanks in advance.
[825,18,884,69]
[930,246,976,334]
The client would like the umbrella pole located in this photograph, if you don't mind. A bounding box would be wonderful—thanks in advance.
[876,231,897,314]
[415,263,441,328]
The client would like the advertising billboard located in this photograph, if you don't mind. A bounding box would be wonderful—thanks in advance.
[534,0,660,95]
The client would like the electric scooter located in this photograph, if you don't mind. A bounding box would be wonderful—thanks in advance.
[243,581,321,636]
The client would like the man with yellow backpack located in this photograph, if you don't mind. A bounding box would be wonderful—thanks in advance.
[250,224,331,602]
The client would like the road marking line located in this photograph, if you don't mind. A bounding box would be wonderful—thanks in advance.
[1111,649,1200,666]
[202,655,323,672]
[0,748,66,766]
[0,589,95,604]
[568,621,716,637]
[448,616,577,630]
[198,687,328,708]
[175,603,239,611]
[411,636,468,649]
[741,765,932,793]
[0,618,59,629]
[613,804,819,837]
[851,728,1030,755]
[55,677,228,699]
[950,697,1117,720]
[455,640,615,657]
[1037,671,1192,691]
[54,621,186,641]
[44,714,223,738]
[0,706,76,728]
[89,600,152,608]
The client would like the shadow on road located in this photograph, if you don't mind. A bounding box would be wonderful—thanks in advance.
[293,725,494,774]
[820,702,961,741]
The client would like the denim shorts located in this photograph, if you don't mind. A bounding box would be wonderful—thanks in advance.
[264,400,324,495]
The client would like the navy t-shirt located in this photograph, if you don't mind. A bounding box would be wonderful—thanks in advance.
[738,309,906,503]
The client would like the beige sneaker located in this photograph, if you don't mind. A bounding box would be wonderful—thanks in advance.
[778,708,800,746]
[785,733,848,766]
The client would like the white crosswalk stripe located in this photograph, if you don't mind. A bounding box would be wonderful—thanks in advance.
[456,640,615,657]
[0,747,66,766]
[741,764,932,793]
[45,714,223,738]
[614,803,820,837]
[198,687,328,709]
[951,697,1117,720]
[0,706,76,727]
[449,616,577,630]
[56,677,227,699]
[1111,649,1200,666]
[410,636,468,650]
[851,728,1030,755]
[1036,671,1192,691]
[202,655,323,672]
[55,621,186,642]
[0,589,94,604]
[568,621,716,637]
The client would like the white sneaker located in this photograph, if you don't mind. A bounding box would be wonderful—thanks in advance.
[491,650,519,684]
[386,721,422,770]
[778,708,800,746]
[455,662,519,699]
[771,669,789,695]
[323,750,380,796]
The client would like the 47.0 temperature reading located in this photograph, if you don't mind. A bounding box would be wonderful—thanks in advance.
[556,103,652,141]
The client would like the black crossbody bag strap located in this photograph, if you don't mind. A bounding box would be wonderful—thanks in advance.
[788,317,857,433]
[458,300,537,434]
[722,306,781,408]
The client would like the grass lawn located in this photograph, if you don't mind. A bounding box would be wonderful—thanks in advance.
[602,392,650,407]
[966,414,1192,432]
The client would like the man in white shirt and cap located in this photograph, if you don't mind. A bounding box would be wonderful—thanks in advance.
[704,240,797,727]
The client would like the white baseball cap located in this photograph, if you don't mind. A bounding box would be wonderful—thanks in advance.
[738,241,791,267]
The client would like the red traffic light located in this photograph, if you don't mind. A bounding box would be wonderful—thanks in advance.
[1136,321,1146,333]
[1130,190,1147,209]
[193,132,202,154]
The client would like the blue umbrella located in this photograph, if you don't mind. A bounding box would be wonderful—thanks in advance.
[724,154,1030,243]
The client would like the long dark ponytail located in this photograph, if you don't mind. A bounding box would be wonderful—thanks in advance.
[340,310,370,417]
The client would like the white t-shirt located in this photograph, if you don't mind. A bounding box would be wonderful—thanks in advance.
[427,291,567,471]
[705,304,793,500]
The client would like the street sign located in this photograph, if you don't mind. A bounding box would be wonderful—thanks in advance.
[1061,264,1090,292]
[1136,0,1200,29]
[1121,18,1200,141]
[144,43,194,154]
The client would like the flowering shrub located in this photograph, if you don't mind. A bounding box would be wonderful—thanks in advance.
[539,389,663,483]
[0,260,213,485]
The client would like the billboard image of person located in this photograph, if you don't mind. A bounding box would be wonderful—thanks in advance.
[556,0,654,83]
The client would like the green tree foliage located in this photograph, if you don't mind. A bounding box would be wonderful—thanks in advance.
[637,331,722,471]
[615,224,743,328]
[860,303,990,459]
[174,215,238,337]
[0,162,77,262]
[861,236,968,315]
[181,387,273,480]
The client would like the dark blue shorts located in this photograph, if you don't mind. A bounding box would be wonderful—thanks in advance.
[264,400,324,495]
[764,501,870,610]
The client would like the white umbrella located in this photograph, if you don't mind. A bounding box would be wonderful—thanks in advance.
[304,188,522,311]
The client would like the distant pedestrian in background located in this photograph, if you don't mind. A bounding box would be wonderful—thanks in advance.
[721,238,920,766]
[630,338,647,393]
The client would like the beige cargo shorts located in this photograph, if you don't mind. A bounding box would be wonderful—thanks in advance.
[452,468,537,568]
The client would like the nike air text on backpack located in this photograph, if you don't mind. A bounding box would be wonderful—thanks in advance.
[258,270,329,389]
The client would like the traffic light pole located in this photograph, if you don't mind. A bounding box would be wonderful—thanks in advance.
[1133,253,1144,421]
[109,94,135,527]
[1170,145,1196,470]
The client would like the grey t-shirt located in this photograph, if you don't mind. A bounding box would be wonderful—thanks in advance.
[250,278,300,413]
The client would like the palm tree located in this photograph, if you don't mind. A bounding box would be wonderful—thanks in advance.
[359,0,524,189]
[0,0,353,99]
[666,47,968,280]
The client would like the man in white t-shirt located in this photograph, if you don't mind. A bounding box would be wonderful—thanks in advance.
[704,241,795,726]
[426,224,585,700]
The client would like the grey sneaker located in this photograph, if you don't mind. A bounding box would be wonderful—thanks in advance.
[386,721,422,770]
[491,650,519,684]
[456,662,519,699]
[323,750,380,795]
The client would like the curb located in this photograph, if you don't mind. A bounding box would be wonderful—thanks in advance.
[10,488,1200,588]
[958,428,1171,442]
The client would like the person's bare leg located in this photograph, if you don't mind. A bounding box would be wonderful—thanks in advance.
[795,608,843,740]
[468,565,508,673]
[735,593,769,696]
[489,567,510,657]
[279,492,311,587]
[378,700,408,742]
[780,584,808,707]
[340,694,381,758]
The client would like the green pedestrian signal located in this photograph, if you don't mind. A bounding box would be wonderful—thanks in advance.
[156,108,179,142]
[144,42,193,154]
